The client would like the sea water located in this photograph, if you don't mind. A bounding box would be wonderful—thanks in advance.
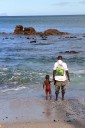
[0,15,85,100]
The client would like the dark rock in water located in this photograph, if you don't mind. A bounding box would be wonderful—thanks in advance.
[27,37,30,39]
[41,38,47,40]
[65,51,79,54]
[60,51,79,54]
[0,32,7,34]
[69,36,77,38]
[10,38,14,40]
[41,36,47,40]
[5,37,9,39]
[30,40,36,43]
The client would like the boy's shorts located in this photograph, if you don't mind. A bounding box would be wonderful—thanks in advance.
[55,81,66,93]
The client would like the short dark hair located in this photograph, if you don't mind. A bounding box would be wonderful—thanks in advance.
[45,75,49,79]
[57,56,62,60]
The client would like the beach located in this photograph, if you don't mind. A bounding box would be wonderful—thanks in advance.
[0,96,85,128]
[2,121,85,128]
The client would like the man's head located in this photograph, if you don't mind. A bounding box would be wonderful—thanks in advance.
[57,56,62,60]
[57,56,63,65]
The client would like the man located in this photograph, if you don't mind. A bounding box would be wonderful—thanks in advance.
[53,56,70,101]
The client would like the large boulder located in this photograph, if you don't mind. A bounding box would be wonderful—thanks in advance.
[43,29,69,36]
[14,25,23,34]
[24,27,36,35]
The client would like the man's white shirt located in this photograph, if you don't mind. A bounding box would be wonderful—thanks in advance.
[53,60,68,81]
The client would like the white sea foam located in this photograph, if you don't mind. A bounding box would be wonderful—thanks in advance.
[14,72,21,76]
[1,86,26,93]
[0,67,8,71]
[70,69,85,75]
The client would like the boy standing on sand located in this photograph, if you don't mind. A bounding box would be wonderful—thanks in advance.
[43,75,52,100]
[53,56,70,101]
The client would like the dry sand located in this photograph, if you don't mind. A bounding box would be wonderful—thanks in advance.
[0,97,85,128]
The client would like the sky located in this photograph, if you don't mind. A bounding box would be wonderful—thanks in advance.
[0,0,85,16]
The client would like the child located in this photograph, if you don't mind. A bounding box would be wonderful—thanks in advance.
[43,75,52,100]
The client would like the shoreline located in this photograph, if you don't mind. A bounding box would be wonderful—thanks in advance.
[0,97,85,128]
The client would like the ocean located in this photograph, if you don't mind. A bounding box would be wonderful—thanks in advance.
[0,15,85,101]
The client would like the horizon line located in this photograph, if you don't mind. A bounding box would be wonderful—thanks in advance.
[0,14,85,17]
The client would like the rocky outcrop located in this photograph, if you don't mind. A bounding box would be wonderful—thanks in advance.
[43,29,69,36]
[24,27,36,35]
[13,25,36,35]
[14,25,23,34]
[0,25,69,36]
[13,25,69,36]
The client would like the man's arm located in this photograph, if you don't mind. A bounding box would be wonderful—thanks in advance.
[53,70,56,80]
[53,70,56,85]
[66,70,70,82]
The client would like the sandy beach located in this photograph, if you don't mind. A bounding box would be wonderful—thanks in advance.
[0,97,85,128]
[1,121,85,128]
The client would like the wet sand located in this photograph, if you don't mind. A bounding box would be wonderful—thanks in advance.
[0,97,85,128]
